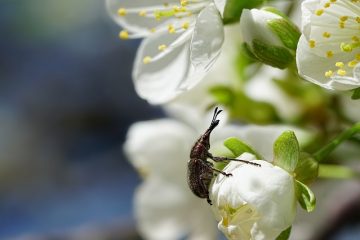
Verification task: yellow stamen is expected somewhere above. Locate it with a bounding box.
[158,44,167,51]
[326,51,333,58]
[119,30,129,40]
[182,21,190,29]
[168,24,176,33]
[337,69,346,76]
[118,8,127,16]
[309,40,316,48]
[143,56,152,64]
[340,16,348,22]
[348,60,358,68]
[324,2,331,8]
[323,32,331,38]
[325,70,333,78]
[315,9,324,16]
[139,10,147,17]
[335,62,344,68]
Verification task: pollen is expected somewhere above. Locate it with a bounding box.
[315,9,324,16]
[339,22,345,28]
[340,16,348,22]
[180,0,188,6]
[143,56,152,64]
[337,69,347,76]
[119,30,129,40]
[182,21,190,29]
[158,44,167,51]
[335,62,344,68]
[341,43,353,52]
[324,2,331,8]
[323,32,331,38]
[168,24,176,33]
[325,70,333,78]
[326,51,334,58]
[139,10,147,16]
[309,40,316,48]
[118,8,127,16]
[348,60,358,67]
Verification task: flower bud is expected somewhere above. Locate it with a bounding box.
[210,153,296,240]
[240,7,300,69]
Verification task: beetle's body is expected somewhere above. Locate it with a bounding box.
[187,107,260,205]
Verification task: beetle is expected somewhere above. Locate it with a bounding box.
[187,107,261,205]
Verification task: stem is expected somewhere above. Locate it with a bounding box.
[313,122,360,162]
[318,164,359,179]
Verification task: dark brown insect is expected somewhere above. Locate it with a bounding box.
[187,107,261,205]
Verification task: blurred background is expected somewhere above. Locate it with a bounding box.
[1,0,360,240]
[0,0,162,239]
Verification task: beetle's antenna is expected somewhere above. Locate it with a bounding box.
[211,107,222,126]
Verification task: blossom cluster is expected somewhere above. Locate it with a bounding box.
[107,0,360,239]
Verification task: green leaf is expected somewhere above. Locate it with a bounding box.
[276,227,292,240]
[224,137,264,159]
[295,180,316,212]
[251,39,294,69]
[267,18,300,50]
[209,86,280,124]
[273,131,299,173]
[351,87,360,100]
[223,0,264,24]
[294,152,319,184]
[235,43,259,81]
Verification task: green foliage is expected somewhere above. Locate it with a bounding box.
[273,131,299,173]
[318,164,359,179]
[224,137,263,159]
[223,0,265,24]
[294,153,319,184]
[267,18,300,50]
[351,87,360,100]
[295,180,316,212]
[251,39,294,69]
[235,43,259,81]
[276,227,292,240]
[209,86,280,124]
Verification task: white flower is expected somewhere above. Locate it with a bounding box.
[106,0,225,104]
[296,0,360,90]
[211,153,296,240]
[124,114,310,239]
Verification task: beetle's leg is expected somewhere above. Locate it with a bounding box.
[199,170,213,205]
[210,166,232,177]
[208,153,261,167]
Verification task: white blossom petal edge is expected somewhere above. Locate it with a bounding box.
[107,0,225,104]
[296,0,360,90]
[211,153,296,240]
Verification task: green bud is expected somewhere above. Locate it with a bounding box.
[240,7,300,69]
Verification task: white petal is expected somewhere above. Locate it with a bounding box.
[106,0,179,35]
[135,177,190,240]
[123,119,193,181]
[213,0,226,17]
[135,177,218,240]
[296,36,360,91]
[301,0,319,34]
[240,9,283,48]
[211,157,296,240]
[133,29,195,103]
[189,3,224,89]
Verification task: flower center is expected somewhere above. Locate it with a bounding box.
[308,0,360,78]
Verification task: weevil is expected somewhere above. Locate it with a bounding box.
[187,107,261,205]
